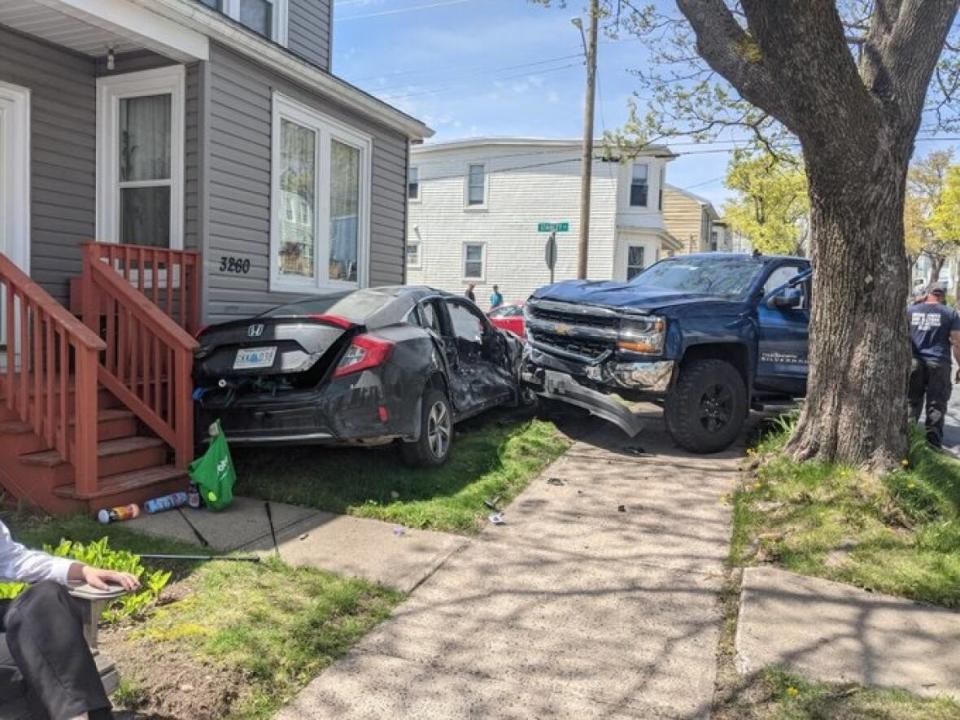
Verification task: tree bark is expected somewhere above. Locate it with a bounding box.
[927,254,946,287]
[784,144,911,469]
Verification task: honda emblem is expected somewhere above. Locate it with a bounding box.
[248,323,265,338]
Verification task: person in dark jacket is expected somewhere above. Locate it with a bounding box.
[908,285,960,447]
[464,283,476,303]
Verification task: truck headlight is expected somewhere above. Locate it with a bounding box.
[617,316,666,355]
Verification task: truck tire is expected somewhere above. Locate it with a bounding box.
[665,359,747,453]
[401,388,453,467]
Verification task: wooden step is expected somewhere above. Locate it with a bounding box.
[20,436,166,469]
[53,464,187,501]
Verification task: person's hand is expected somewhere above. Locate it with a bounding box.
[79,565,140,591]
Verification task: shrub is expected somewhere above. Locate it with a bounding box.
[0,537,170,623]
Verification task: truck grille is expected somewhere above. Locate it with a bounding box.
[532,332,610,360]
[527,304,620,330]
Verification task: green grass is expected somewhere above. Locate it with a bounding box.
[718,667,960,719]
[233,413,571,533]
[1,513,401,719]
[136,558,400,719]
[734,417,960,607]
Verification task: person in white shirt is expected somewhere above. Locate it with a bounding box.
[0,521,139,720]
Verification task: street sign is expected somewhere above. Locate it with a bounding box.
[538,222,570,233]
[545,232,557,284]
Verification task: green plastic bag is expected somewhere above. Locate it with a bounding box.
[188,421,236,511]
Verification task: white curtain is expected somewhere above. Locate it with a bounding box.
[118,94,171,246]
[330,140,360,282]
[279,119,316,279]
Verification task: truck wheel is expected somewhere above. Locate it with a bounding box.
[401,388,453,467]
[665,359,747,453]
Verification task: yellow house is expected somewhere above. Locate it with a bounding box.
[663,185,729,254]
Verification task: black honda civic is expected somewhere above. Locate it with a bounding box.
[193,286,526,466]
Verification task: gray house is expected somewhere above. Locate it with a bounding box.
[0,0,431,516]
[0,0,432,322]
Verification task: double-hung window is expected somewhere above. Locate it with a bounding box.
[408,166,420,201]
[463,243,485,280]
[198,0,289,44]
[466,164,485,206]
[96,66,185,249]
[630,162,649,207]
[406,242,421,268]
[271,94,371,293]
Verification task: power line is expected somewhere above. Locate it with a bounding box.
[381,63,582,102]
[352,52,584,86]
[337,0,474,21]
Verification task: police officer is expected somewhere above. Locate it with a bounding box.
[908,284,960,448]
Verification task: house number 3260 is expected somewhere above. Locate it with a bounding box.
[219,256,251,274]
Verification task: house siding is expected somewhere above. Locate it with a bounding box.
[288,0,332,71]
[663,186,708,254]
[407,148,630,309]
[0,26,96,305]
[204,42,408,322]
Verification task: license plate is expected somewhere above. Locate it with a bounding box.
[233,346,277,370]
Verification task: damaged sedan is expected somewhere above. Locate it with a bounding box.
[194,287,527,466]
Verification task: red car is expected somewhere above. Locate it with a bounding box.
[488,303,525,337]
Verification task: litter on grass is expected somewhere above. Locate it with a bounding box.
[488,513,506,525]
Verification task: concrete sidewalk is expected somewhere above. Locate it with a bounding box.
[277,412,744,719]
[737,566,960,699]
[125,496,467,593]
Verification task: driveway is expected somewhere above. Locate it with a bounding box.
[277,408,746,719]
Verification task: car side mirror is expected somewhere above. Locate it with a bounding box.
[767,287,802,310]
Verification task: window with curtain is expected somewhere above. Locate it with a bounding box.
[118,94,172,247]
[330,139,360,283]
[271,94,371,292]
[626,246,645,280]
[630,163,649,207]
[467,164,485,206]
[278,119,316,280]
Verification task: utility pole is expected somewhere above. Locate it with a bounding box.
[575,0,599,280]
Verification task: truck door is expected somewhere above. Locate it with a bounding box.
[755,264,810,395]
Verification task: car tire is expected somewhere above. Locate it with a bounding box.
[664,359,747,453]
[401,388,454,467]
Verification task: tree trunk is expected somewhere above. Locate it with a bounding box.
[785,144,911,470]
[927,254,946,287]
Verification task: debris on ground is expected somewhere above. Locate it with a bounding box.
[299,533,309,541]
[483,495,502,512]
[488,513,506,525]
[393,526,406,537]
[624,446,652,457]
[546,477,566,486]
[618,505,627,513]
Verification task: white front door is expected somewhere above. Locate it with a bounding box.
[0,81,30,352]
[614,236,657,282]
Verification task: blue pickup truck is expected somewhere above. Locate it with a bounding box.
[523,253,812,453]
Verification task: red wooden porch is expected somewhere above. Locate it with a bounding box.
[0,242,200,515]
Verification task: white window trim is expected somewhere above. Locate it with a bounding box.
[96,65,185,250]
[462,242,486,282]
[630,161,650,209]
[270,93,372,294]
[0,81,30,275]
[408,166,421,203]
[406,241,421,270]
[464,162,488,210]
[220,0,289,45]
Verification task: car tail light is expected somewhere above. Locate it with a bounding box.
[334,335,394,378]
[309,314,354,329]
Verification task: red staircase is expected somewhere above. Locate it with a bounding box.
[0,244,201,515]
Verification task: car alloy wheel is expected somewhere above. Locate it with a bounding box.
[698,383,733,433]
[427,400,452,459]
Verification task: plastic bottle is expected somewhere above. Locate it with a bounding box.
[97,504,140,524]
[187,484,201,509]
[144,492,189,515]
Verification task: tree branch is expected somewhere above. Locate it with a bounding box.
[674,0,792,125]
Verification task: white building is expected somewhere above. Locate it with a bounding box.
[405,138,680,308]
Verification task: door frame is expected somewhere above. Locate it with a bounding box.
[0,80,31,275]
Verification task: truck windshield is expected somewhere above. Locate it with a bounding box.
[629,257,763,297]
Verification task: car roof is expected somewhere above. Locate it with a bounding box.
[258,285,457,328]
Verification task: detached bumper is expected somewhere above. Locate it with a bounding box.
[526,344,676,393]
[531,370,644,437]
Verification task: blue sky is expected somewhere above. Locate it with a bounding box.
[332,0,958,211]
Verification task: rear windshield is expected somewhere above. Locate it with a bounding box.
[629,257,763,298]
[261,289,393,320]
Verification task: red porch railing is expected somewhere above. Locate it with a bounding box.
[81,246,199,470]
[81,243,202,335]
[0,253,106,495]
